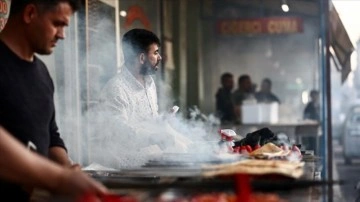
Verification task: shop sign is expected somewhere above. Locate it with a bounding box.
[216,17,303,35]
[125,5,151,30]
[0,0,9,31]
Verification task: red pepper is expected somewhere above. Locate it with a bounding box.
[240,146,248,154]
[233,146,240,153]
[253,144,261,151]
[245,145,253,153]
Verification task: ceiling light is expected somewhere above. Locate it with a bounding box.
[119,10,127,17]
[281,0,289,12]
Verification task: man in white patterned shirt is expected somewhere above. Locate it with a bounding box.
[100,28,162,122]
[92,29,194,166]
[89,29,172,168]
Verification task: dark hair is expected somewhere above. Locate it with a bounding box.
[221,72,233,83]
[262,78,272,87]
[10,0,81,16]
[238,74,250,85]
[122,29,161,63]
[310,90,319,97]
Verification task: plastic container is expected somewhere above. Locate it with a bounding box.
[241,103,279,124]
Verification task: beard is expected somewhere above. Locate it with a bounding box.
[36,46,53,55]
[140,61,159,75]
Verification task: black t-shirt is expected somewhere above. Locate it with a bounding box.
[0,40,66,201]
[303,101,320,121]
[215,88,236,123]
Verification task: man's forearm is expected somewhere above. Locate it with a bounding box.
[49,146,72,167]
[0,127,64,191]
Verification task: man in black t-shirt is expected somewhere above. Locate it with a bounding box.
[303,90,320,121]
[232,74,255,123]
[0,0,108,200]
[215,72,236,124]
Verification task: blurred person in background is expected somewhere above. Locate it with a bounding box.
[302,90,320,152]
[215,72,236,124]
[255,78,281,104]
[303,90,320,122]
[0,0,108,200]
[232,74,255,123]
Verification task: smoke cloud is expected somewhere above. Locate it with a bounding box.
[38,2,234,170]
[83,98,221,169]
[50,11,223,169]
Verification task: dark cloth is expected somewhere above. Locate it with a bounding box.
[255,92,280,104]
[0,40,66,201]
[303,101,320,121]
[215,88,236,123]
[232,89,254,105]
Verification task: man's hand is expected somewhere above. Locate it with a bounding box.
[49,146,72,167]
[0,127,110,199]
[52,168,109,198]
[70,163,82,171]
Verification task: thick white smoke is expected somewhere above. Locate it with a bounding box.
[84,102,221,169]
[45,5,223,169]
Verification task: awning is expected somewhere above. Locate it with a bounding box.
[329,4,355,83]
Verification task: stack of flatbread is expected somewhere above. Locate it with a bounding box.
[249,142,291,159]
[202,159,305,179]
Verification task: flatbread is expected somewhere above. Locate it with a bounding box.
[203,159,304,170]
[236,159,304,170]
[202,166,304,179]
[202,159,305,179]
[249,143,291,158]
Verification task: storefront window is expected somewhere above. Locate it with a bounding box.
[4,0,359,200]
